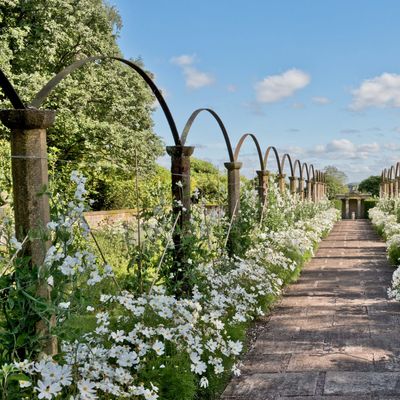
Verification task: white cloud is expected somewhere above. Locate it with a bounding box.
[326,139,356,153]
[291,102,305,109]
[255,69,310,103]
[170,54,195,66]
[227,84,237,93]
[312,96,330,104]
[170,54,214,89]
[351,72,400,110]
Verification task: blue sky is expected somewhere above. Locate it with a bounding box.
[110,0,400,182]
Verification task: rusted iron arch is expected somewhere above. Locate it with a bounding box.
[389,165,395,180]
[0,68,26,109]
[280,153,294,177]
[301,162,310,181]
[382,168,389,180]
[395,162,400,178]
[308,164,316,180]
[263,146,282,175]
[28,56,180,145]
[181,108,234,162]
[293,159,303,180]
[233,133,265,170]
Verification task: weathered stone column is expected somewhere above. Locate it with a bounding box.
[357,199,362,219]
[225,161,242,221]
[289,176,298,196]
[298,178,305,200]
[166,145,194,290]
[278,173,286,194]
[345,198,350,219]
[312,180,317,202]
[389,179,394,198]
[384,179,389,198]
[306,180,313,201]
[0,108,57,356]
[166,146,194,225]
[397,178,400,197]
[256,170,269,207]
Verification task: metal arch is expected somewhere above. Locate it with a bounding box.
[233,133,265,170]
[389,165,395,180]
[383,168,388,180]
[293,159,303,180]
[301,162,310,181]
[309,164,316,180]
[181,108,235,162]
[0,68,26,109]
[395,162,400,179]
[280,153,294,177]
[29,56,180,145]
[264,146,282,175]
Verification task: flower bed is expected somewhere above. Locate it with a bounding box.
[369,198,400,300]
[0,173,339,399]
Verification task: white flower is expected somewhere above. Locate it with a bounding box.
[58,302,70,309]
[35,380,62,399]
[47,276,54,287]
[77,379,97,400]
[19,380,32,388]
[10,237,22,251]
[152,340,165,356]
[200,377,209,388]
[47,221,58,231]
[86,306,94,312]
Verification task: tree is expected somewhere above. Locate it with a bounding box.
[323,165,348,199]
[0,0,164,207]
[358,175,380,197]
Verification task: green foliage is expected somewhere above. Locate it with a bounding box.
[191,158,227,205]
[0,0,164,207]
[0,139,11,206]
[358,175,380,197]
[332,198,342,212]
[323,165,348,199]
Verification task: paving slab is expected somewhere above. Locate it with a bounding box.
[221,220,400,399]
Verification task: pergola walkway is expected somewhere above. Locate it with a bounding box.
[222,220,400,400]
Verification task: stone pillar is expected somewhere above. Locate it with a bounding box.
[225,161,242,256]
[345,198,350,219]
[397,178,400,197]
[311,180,317,202]
[256,170,269,207]
[306,180,312,201]
[298,178,305,200]
[357,199,361,219]
[384,179,389,197]
[225,162,242,221]
[0,108,57,356]
[389,180,394,198]
[289,176,298,196]
[166,145,195,290]
[278,173,286,194]
[166,146,194,226]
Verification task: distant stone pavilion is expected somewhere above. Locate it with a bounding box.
[336,188,371,219]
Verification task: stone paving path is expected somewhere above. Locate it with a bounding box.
[222,220,400,400]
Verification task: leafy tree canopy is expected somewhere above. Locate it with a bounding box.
[358,175,380,197]
[323,165,348,199]
[0,0,164,206]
